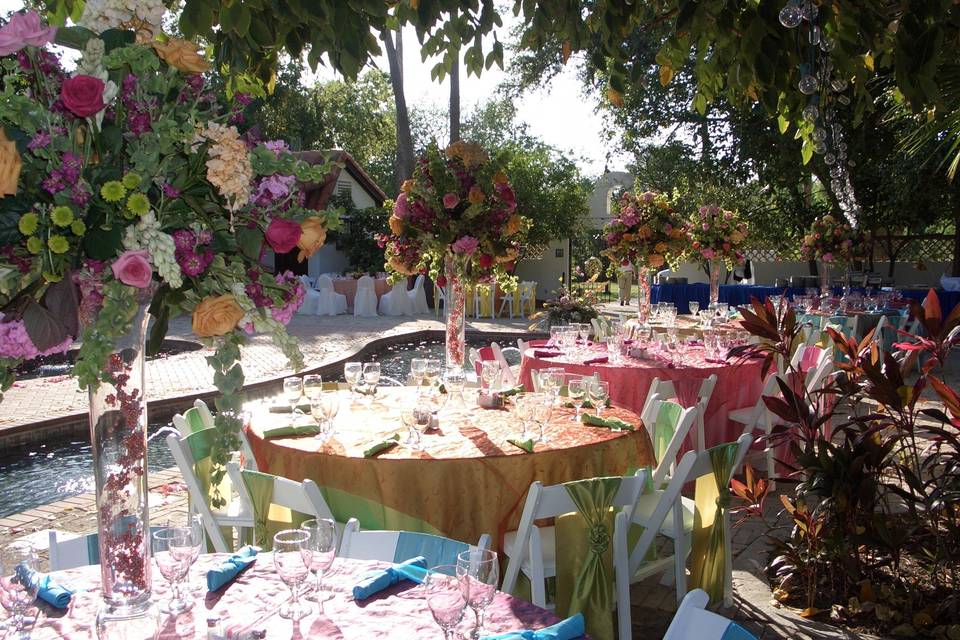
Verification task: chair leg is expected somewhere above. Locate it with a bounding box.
[673,506,688,604]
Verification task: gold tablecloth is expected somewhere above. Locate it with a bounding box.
[245,388,654,548]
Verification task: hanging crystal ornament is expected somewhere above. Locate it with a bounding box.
[808,25,821,45]
[803,103,819,122]
[801,0,819,20]
[799,74,818,94]
[779,1,803,28]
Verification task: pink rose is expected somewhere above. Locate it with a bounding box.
[452,235,479,255]
[641,192,655,202]
[724,211,732,220]
[442,192,460,209]
[394,192,410,219]
[265,218,302,254]
[822,252,834,263]
[701,248,715,259]
[111,250,153,288]
[0,11,56,56]
[702,223,710,231]
[60,75,106,118]
[723,242,731,251]
[698,206,708,216]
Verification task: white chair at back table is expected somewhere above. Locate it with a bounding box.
[167,428,254,552]
[172,399,257,471]
[408,274,430,314]
[340,518,490,567]
[473,284,495,319]
[490,342,519,386]
[501,470,648,640]
[496,281,537,319]
[314,275,348,316]
[664,589,758,640]
[379,281,414,316]
[354,275,379,317]
[297,275,321,315]
[628,434,754,608]
[434,282,447,318]
[49,527,164,571]
[640,375,718,452]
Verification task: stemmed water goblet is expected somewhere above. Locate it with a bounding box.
[312,387,340,440]
[273,529,313,620]
[424,359,442,390]
[303,374,323,403]
[689,301,700,317]
[567,378,586,422]
[1,541,39,639]
[512,395,533,439]
[301,518,337,603]
[456,549,499,639]
[344,362,362,399]
[425,566,468,640]
[480,361,501,395]
[588,380,609,418]
[411,358,427,392]
[152,527,194,615]
[530,394,552,443]
[283,376,303,414]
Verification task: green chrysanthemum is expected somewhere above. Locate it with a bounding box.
[71,220,87,236]
[48,235,69,254]
[122,173,142,189]
[18,212,38,236]
[51,206,74,227]
[101,181,126,202]
[26,236,43,254]
[126,193,150,217]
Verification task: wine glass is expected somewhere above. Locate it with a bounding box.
[363,362,380,389]
[444,365,466,411]
[689,301,700,317]
[344,362,362,398]
[300,518,337,603]
[401,404,422,449]
[152,527,193,615]
[425,566,468,640]
[479,361,501,394]
[588,380,610,419]
[1,541,39,639]
[567,378,586,422]
[411,358,427,391]
[273,529,313,620]
[424,359,442,388]
[283,376,304,414]
[530,394,553,443]
[512,394,532,439]
[303,374,324,402]
[456,549,499,639]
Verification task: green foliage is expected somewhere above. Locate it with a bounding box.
[331,193,389,273]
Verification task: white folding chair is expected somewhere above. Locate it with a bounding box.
[473,284,495,319]
[315,274,348,316]
[643,396,698,487]
[340,518,490,567]
[49,528,164,571]
[519,281,537,317]
[497,288,517,319]
[501,471,648,623]
[640,375,717,452]
[354,275,379,317]
[727,374,781,484]
[172,400,257,470]
[490,342,519,387]
[408,274,430,314]
[664,588,758,639]
[167,429,254,552]
[434,282,447,318]
[379,281,414,316]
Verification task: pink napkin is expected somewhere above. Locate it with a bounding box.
[583,356,608,365]
[534,350,561,358]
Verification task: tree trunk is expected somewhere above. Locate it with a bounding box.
[450,54,461,144]
[383,27,414,193]
[953,214,960,277]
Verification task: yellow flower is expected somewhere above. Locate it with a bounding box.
[152,38,210,73]
[18,212,38,236]
[48,235,69,254]
[804,234,814,246]
[297,216,328,262]
[0,128,22,197]
[446,140,488,167]
[730,230,744,244]
[71,219,87,236]
[504,214,523,236]
[122,173,142,189]
[202,123,252,210]
[468,185,485,205]
[495,248,519,264]
[637,225,653,240]
[622,233,636,242]
[192,294,245,337]
[51,206,73,227]
[26,236,42,254]
[401,179,416,193]
[493,170,509,185]
[388,214,405,236]
[388,255,419,276]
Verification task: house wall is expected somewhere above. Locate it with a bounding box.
[515,239,571,300]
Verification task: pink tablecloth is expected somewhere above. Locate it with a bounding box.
[518,345,766,450]
[332,277,391,308]
[31,555,573,639]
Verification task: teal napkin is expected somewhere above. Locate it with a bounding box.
[352,556,428,600]
[364,434,401,457]
[581,413,634,431]
[14,564,73,609]
[206,546,258,591]
[507,438,535,453]
[263,424,320,439]
[481,613,586,639]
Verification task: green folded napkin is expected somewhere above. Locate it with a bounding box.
[563,398,612,409]
[581,413,635,431]
[507,438,535,453]
[499,385,525,398]
[269,403,311,413]
[363,434,401,457]
[263,424,321,439]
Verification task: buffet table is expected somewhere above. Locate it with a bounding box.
[246,388,654,548]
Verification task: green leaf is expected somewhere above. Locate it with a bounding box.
[53,25,97,50]
[180,0,215,37]
[83,224,123,260]
[236,227,263,261]
[99,28,136,52]
[692,93,707,115]
[0,196,32,245]
[777,114,790,134]
[22,300,69,351]
[801,139,813,165]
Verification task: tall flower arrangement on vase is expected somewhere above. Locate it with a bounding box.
[602,190,686,322]
[799,215,863,295]
[381,140,529,369]
[685,205,749,305]
[0,11,339,623]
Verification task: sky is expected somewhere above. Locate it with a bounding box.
[0,1,630,177]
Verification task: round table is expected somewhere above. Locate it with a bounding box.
[246,388,654,548]
[28,554,572,639]
[332,277,390,308]
[518,344,765,451]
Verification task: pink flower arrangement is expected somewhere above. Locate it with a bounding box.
[0,11,56,56]
[602,190,686,272]
[684,204,748,269]
[800,215,868,266]
[111,250,153,288]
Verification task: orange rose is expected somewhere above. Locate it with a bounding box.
[647,254,665,268]
[654,242,668,253]
[493,170,509,185]
[388,214,405,235]
[388,255,419,276]
[192,294,245,337]
[495,248,519,263]
[0,128,22,197]
[401,179,416,193]
[297,216,328,262]
[637,226,653,240]
[622,233,636,242]
[468,185,485,204]
[152,38,210,73]
[504,214,523,236]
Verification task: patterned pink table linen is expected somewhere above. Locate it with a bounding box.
[30,555,574,639]
[519,344,765,450]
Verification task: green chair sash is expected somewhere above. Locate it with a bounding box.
[182,428,234,550]
[554,476,622,640]
[183,407,208,434]
[689,441,739,604]
[239,469,310,551]
[652,400,683,465]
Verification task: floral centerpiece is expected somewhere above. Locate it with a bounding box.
[685,204,749,304]
[799,214,866,293]
[0,9,338,622]
[529,276,600,328]
[381,140,529,368]
[601,190,686,321]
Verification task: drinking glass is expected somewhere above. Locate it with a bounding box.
[605,337,620,365]
[301,518,337,603]
[480,361,501,394]
[425,565,468,640]
[424,359,442,388]
[530,394,553,443]
[283,376,304,414]
[456,549,499,639]
[273,529,313,620]
[401,404,422,449]
[567,378,586,421]
[1,541,39,639]
[313,388,341,440]
[152,527,194,615]
[689,301,699,316]
[303,374,324,402]
[512,395,532,439]
[588,380,610,418]
[363,362,381,388]
[344,362,362,398]
[411,358,427,391]
[549,325,562,347]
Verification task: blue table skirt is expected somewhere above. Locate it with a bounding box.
[649,283,959,316]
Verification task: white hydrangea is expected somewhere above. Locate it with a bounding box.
[79,0,165,37]
[123,211,183,289]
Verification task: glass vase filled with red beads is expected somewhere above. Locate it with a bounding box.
[444,254,468,370]
[88,302,155,633]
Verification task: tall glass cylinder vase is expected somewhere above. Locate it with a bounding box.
[819,261,831,297]
[444,256,467,371]
[89,303,155,634]
[709,258,723,305]
[637,270,651,323]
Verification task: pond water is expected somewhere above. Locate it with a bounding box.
[0,335,521,518]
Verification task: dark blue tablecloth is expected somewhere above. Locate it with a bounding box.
[649,283,959,316]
